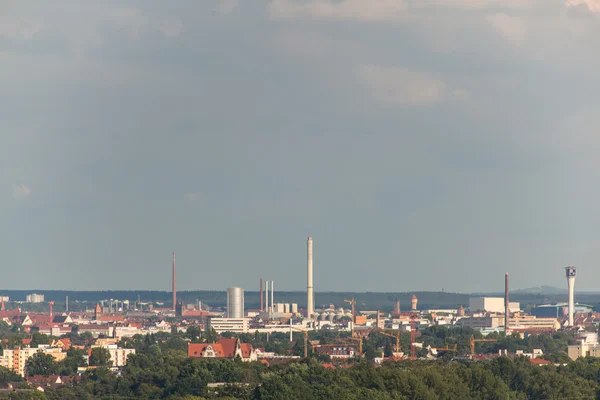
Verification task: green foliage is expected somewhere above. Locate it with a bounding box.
[0,366,22,384]
[25,353,58,377]
[89,347,112,367]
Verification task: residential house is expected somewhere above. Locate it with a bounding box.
[187,338,257,362]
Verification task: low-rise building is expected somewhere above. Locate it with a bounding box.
[188,337,256,362]
[91,344,136,367]
[207,317,249,334]
[468,297,520,313]
[0,346,68,376]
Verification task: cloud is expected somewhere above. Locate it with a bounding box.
[185,192,201,202]
[566,0,600,12]
[267,0,540,21]
[486,13,527,45]
[358,64,446,106]
[216,0,239,15]
[0,17,43,39]
[424,0,538,10]
[12,184,32,199]
[159,20,183,37]
[268,0,409,22]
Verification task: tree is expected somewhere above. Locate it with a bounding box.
[89,348,112,367]
[57,348,87,376]
[25,353,58,377]
[0,366,21,384]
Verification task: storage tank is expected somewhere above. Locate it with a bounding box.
[226,287,244,318]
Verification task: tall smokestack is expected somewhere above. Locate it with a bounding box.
[66,296,69,313]
[566,266,577,326]
[271,281,274,312]
[307,237,314,319]
[504,273,509,334]
[172,252,177,311]
[260,279,264,312]
[265,280,269,313]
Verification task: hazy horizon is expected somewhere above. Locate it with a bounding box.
[3,1,600,292]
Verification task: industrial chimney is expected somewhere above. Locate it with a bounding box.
[566,266,577,326]
[504,273,509,334]
[307,237,314,319]
[265,280,269,313]
[172,252,177,311]
[260,279,264,312]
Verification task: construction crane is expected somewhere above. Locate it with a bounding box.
[370,328,401,353]
[428,344,457,356]
[410,315,417,358]
[469,335,497,356]
[290,326,309,358]
[344,298,356,336]
[313,339,363,355]
[346,336,363,354]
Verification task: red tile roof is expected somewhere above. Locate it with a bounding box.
[530,358,552,365]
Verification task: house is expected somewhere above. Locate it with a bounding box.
[52,315,73,324]
[314,346,355,359]
[187,338,257,362]
[50,338,72,351]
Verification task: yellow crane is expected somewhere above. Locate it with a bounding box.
[346,336,364,354]
[371,328,401,353]
[470,335,497,356]
[290,326,309,358]
[344,298,356,336]
[313,338,363,355]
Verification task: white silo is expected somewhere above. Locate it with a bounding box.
[227,287,244,318]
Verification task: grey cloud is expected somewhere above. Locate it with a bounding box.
[12,185,32,199]
[2,0,600,292]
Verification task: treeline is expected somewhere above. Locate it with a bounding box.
[3,289,600,311]
[26,355,600,399]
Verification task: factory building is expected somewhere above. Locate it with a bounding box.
[226,287,244,319]
[468,297,520,313]
[530,303,593,318]
[26,294,45,303]
[208,317,249,334]
[568,332,600,360]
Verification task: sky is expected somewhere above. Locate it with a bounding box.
[2,0,600,293]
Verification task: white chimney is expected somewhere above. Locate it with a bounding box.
[566,266,577,326]
[307,237,314,319]
[265,280,269,313]
[271,280,274,313]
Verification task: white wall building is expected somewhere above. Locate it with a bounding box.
[26,294,45,303]
[208,317,249,334]
[226,287,244,319]
[468,297,519,313]
[101,345,136,367]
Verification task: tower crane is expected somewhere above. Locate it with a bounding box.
[370,328,401,353]
[410,314,418,358]
[469,335,497,356]
[290,326,309,358]
[344,298,356,336]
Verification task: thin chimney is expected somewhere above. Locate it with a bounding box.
[260,279,264,312]
[172,252,177,311]
[504,273,509,334]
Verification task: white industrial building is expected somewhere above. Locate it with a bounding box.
[26,293,45,303]
[468,297,519,313]
[568,332,600,360]
[208,317,249,334]
[226,287,244,319]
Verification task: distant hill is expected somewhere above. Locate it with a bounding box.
[512,286,567,295]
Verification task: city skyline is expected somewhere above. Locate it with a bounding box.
[3,1,600,292]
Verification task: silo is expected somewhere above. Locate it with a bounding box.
[227,287,244,318]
